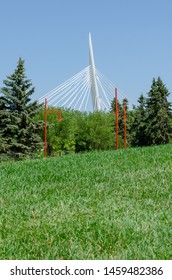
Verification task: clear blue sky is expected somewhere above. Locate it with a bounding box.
[0,0,172,107]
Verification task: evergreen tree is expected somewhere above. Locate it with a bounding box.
[130,94,148,146]
[0,58,43,160]
[110,97,123,137]
[0,92,11,159]
[146,77,172,145]
[110,97,130,147]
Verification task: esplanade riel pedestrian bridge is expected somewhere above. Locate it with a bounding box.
[38,33,126,112]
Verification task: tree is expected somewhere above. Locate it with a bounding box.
[146,77,172,145]
[110,97,130,148]
[87,111,114,150]
[130,94,148,146]
[0,98,9,160]
[48,109,77,154]
[0,58,42,160]
[35,108,116,154]
[75,111,90,152]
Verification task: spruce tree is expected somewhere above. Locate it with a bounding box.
[110,97,123,137]
[0,58,42,160]
[146,77,172,145]
[0,92,11,160]
[130,94,148,146]
[110,97,130,146]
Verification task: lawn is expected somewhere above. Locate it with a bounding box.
[0,144,172,259]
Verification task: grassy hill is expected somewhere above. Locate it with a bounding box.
[0,144,172,259]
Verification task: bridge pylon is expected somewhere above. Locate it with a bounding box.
[89,33,101,111]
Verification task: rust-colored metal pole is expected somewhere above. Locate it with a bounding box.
[123,100,127,149]
[44,98,47,157]
[115,88,119,150]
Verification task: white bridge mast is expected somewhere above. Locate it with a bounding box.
[89,33,101,111]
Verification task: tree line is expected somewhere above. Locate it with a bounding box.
[0,58,172,161]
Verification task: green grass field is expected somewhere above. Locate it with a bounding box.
[0,144,172,260]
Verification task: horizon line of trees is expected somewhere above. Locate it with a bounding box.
[0,58,172,161]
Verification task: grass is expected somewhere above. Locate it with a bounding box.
[0,144,172,259]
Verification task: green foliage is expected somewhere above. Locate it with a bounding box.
[75,111,90,152]
[0,144,172,259]
[110,97,130,147]
[130,94,148,146]
[87,111,114,150]
[1,62,172,159]
[36,108,116,154]
[0,58,43,160]
[130,77,172,147]
[146,77,172,145]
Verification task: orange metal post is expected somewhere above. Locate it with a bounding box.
[115,88,119,150]
[123,100,127,149]
[44,98,48,157]
[57,111,62,121]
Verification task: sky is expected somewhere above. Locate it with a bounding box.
[0,0,172,107]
